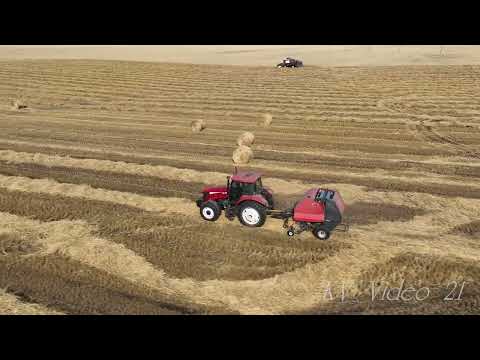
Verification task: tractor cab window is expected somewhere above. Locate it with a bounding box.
[229,181,255,201]
[240,182,255,195]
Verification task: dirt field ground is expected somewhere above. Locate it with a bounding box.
[0,56,479,314]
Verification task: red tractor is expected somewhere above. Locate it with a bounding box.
[196,171,348,240]
[196,171,274,227]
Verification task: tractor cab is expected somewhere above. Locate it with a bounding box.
[226,172,272,207]
[228,172,261,198]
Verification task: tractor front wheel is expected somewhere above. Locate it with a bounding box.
[200,201,222,222]
[238,201,267,227]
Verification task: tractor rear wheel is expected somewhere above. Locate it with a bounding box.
[200,201,221,222]
[312,226,330,240]
[238,201,267,227]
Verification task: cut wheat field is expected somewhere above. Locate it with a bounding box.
[0,59,479,315]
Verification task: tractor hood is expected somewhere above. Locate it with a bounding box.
[202,186,228,194]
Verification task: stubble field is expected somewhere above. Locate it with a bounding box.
[0,59,479,314]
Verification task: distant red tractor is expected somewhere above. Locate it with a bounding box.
[276,57,304,68]
[196,171,348,240]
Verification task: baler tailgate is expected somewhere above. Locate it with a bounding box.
[333,191,345,215]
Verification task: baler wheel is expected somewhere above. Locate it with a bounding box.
[313,226,330,240]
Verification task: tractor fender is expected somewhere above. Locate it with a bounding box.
[235,194,269,208]
[263,187,273,196]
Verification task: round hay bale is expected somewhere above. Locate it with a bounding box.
[262,113,273,127]
[191,119,206,133]
[12,99,27,110]
[237,131,255,146]
[232,145,254,164]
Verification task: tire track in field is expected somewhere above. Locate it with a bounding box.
[413,120,480,159]
[379,95,480,159]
